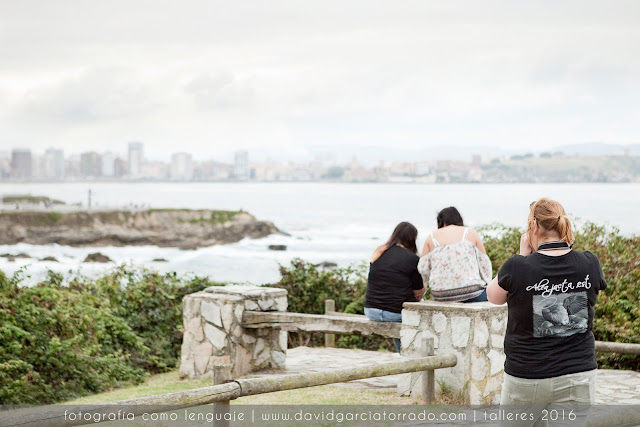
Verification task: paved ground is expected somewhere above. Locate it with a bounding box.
[250,346,640,404]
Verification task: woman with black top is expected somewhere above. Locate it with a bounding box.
[364,222,426,352]
[487,198,607,426]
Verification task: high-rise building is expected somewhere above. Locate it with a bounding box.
[233,150,249,181]
[114,157,127,177]
[44,148,65,180]
[128,141,144,178]
[11,149,32,179]
[170,152,193,180]
[102,152,115,177]
[80,152,102,177]
[0,152,10,180]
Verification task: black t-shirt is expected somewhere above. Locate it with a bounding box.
[365,245,423,314]
[498,250,607,379]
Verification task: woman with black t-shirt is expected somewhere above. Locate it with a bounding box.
[365,222,426,352]
[487,198,607,426]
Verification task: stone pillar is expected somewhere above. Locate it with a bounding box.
[398,301,507,404]
[179,285,288,379]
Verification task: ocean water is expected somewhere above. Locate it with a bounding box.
[1,182,638,285]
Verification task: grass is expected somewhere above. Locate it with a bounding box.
[64,370,426,405]
[65,372,211,404]
[2,195,65,204]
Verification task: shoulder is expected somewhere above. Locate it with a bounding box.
[500,254,527,271]
[466,227,482,240]
[580,250,600,262]
[370,245,387,263]
[399,246,419,262]
[570,250,602,265]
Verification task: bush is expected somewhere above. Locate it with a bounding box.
[0,267,215,404]
[0,270,145,404]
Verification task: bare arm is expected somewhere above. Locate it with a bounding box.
[421,235,434,257]
[413,286,426,301]
[487,275,508,305]
[469,228,486,254]
[520,233,533,256]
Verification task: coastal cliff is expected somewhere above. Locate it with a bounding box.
[0,209,279,249]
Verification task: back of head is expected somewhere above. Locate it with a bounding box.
[528,198,574,245]
[437,206,464,228]
[385,221,418,254]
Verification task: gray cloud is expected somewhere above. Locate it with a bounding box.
[0,0,638,157]
[184,72,256,111]
[16,67,159,123]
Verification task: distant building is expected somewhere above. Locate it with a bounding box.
[44,148,65,180]
[102,152,115,177]
[140,161,169,180]
[31,153,45,179]
[472,154,482,166]
[0,151,10,179]
[170,152,193,180]
[193,160,232,180]
[233,150,249,180]
[80,152,102,177]
[65,155,81,178]
[415,161,433,176]
[11,149,32,179]
[128,141,144,178]
[114,157,127,177]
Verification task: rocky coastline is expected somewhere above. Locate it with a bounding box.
[0,209,279,249]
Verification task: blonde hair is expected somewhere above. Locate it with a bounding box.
[527,198,574,246]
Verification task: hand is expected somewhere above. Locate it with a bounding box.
[520,233,533,256]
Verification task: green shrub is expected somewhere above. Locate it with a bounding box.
[0,270,145,404]
[0,267,215,404]
[70,267,218,373]
[46,212,62,223]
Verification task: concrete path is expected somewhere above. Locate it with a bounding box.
[250,346,640,404]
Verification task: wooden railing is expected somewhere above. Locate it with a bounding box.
[1,345,456,427]
[595,341,640,355]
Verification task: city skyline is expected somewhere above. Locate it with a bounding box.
[1,140,638,183]
[1,1,639,160]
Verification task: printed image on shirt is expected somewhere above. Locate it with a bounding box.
[533,292,588,338]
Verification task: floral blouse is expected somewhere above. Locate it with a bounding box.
[418,228,492,302]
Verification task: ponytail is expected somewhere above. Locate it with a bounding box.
[556,214,574,245]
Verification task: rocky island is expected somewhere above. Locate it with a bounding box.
[0,209,279,249]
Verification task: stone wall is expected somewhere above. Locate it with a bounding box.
[399,301,508,404]
[179,285,288,379]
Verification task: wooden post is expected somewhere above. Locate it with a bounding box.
[324,299,335,347]
[421,337,435,404]
[213,364,233,427]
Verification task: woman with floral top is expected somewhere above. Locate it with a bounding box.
[418,206,492,302]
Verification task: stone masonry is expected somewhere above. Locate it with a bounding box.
[398,301,508,404]
[179,285,288,379]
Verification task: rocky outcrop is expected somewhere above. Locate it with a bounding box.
[83,253,112,263]
[0,209,279,249]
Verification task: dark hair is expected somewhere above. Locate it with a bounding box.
[436,206,464,228]
[384,222,418,254]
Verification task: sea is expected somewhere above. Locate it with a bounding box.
[1,182,638,285]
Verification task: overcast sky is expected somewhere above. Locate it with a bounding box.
[1,0,639,162]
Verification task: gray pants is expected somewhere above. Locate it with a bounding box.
[499,369,596,427]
